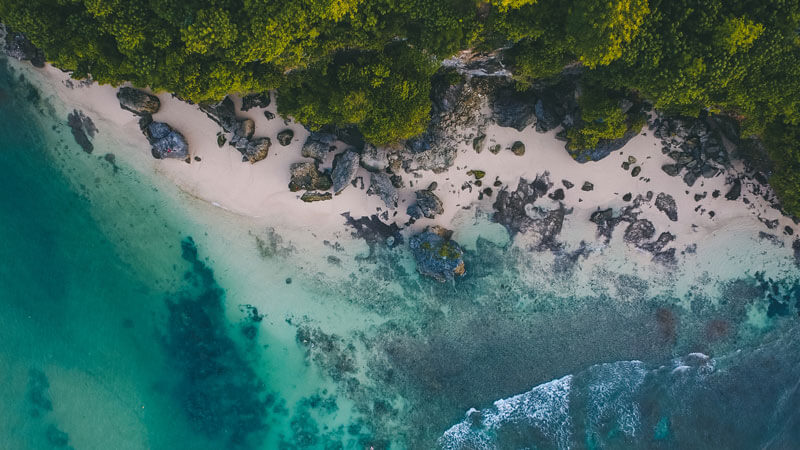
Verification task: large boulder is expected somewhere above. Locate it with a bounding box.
[200,97,238,133]
[301,132,336,161]
[239,137,270,163]
[367,172,398,208]
[331,149,360,194]
[116,87,160,115]
[407,187,444,219]
[146,121,188,159]
[289,162,331,192]
[490,87,536,131]
[409,227,466,282]
[360,143,390,172]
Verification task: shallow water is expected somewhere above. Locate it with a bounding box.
[1,57,799,450]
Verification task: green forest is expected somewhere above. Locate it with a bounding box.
[3,0,800,214]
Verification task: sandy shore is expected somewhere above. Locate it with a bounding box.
[20,62,799,269]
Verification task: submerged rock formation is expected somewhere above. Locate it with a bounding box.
[409,226,466,282]
[66,109,97,154]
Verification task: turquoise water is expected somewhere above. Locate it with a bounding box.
[1,57,800,449]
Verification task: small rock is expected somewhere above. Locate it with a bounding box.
[510,141,526,156]
[277,129,294,146]
[548,188,565,201]
[622,162,630,170]
[581,181,594,191]
[482,187,493,197]
[683,171,698,187]
[562,180,574,189]
[216,133,226,147]
[264,110,275,120]
[467,170,486,179]
[367,172,398,208]
[725,179,742,201]
[628,155,637,164]
[489,144,501,154]
[300,191,332,202]
[784,226,794,236]
[661,164,680,176]
[622,193,632,201]
[631,166,641,177]
[472,134,486,153]
[655,192,678,221]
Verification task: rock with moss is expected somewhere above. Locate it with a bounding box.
[510,141,525,156]
[289,162,332,192]
[117,87,160,115]
[300,191,332,202]
[408,227,466,282]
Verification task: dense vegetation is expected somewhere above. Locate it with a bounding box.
[3,0,800,213]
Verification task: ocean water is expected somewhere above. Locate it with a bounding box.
[1,56,800,450]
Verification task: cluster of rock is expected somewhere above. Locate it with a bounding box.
[589,191,677,264]
[116,87,189,160]
[1,26,44,67]
[653,116,730,186]
[407,183,444,220]
[200,97,270,163]
[408,226,466,282]
[66,110,97,154]
[492,173,568,251]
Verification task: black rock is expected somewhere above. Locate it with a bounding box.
[277,129,293,146]
[490,87,536,131]
[548,188,565,201]
[581,181,594,191]
[655,192,678,221]
[67,110,96,154]
[683,171,698,187]
[661,164,680,176]
[784,226,794,236]
[624,219,656,245]
[331,149,360,194]
[116,87,160,115]
[367,172,398,208]
[289,162,331,192]
[631,166,641,177]
[3,30,45,67]
[725,179,742,201]
[622,193,632,202]
[562,179,574,189]
[241,93,270,111]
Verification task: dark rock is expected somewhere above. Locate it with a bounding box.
[510,141,526,156]
[241,93,270,111]
[117,87,160,115]
[264,110,275,120]
[784,226,794,236]
[562,179,574,189]
[492,173,566,250]
[390,174,404,189]
[200,97,237,133]
[652,247,676,265]
[146,121,189,159]
[655,193,678,221]
[238,137,270,163]
[683,171,698,187]
[624,219,656,245]
[489,144,501,154]
[467,170,486,180]
[342,213,403,249]
[3,29,45,67]
[640,232,676,254]
[622,162,630,170]
[534,98,561,132]
[490,87,536,131]
[360,144,389,172]
[701,165,718,178]
[725,179,742,201]
[622,193,632,202]
[472,134,486,153]
[581,181,594,191]
[67,110,96,154]
[277,129,294,146]
[301,132,336,161]
[409,188,444,219]
[548,188,565,201]
[408,227,466,282]
[568,127,640,163]
[794,239,800,267]
[289,162,331,192]
[300,191,332,202]
[331,149,360,194]
[403,134,458,173]
[712,190,721,198]
[482,187,493,197]
[694,192,707,201]
[367,172,398,208]
[631,166,641,177]
[661,164,680,176]
[216,133,226,147]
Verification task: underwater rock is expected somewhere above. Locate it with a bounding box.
[624,219,656,245]
[116,87,160,115]
[67,109,96,154]
[409,227,466,282]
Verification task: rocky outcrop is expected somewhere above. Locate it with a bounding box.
[651,115,730,186]
[624,219,655,245]
[367,172,398,208]
[67,110,96,154]
[116,87,160,115]
[490,86,536,131]
[237,137,270,163]
[331,149,360,194]
[289,162,332,192]
[569,127,640,163]
[240,93,270,111]
[725,179,742,201]
[655,192,678,222]
[201,96,269,162]
[301,132,336,161]
[2,27,45,67]
[402,135,458,173]
[408,227,466,282]
[144,120,189,159]
[360,143,390,172]
[407,186,444,219]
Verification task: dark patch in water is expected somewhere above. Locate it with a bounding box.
[341,213,403,251]
[26,369,52,418]
[162,237,270,448]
